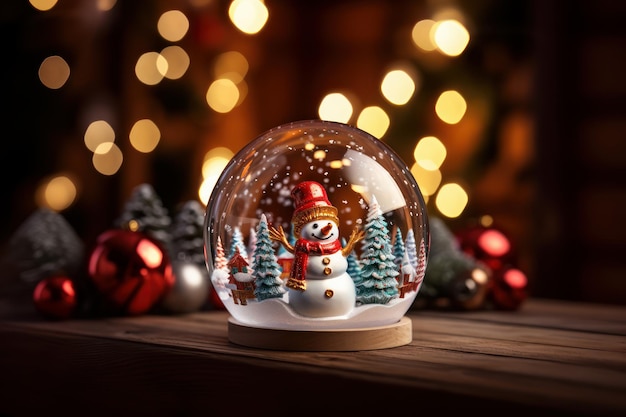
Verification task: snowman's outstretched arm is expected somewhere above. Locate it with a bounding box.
[269,225,294,253]
[342,227,365,256]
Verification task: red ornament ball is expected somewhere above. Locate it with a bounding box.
[490,265,528,310]
[88,230,174,315]
[33,275,78,319]
[456,225,515,272]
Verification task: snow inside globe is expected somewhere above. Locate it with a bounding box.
[204,120,429,349]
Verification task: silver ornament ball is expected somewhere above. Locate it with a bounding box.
[161,260,210,313]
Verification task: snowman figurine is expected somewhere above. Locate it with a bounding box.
[270,181,364,318]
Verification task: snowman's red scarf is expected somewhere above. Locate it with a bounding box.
[290,238,342,283]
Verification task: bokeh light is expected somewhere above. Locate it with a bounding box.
[432,19,470,57]
[318,92,353,123]
[38,56,70,89]
[84,120,115,152]
[160,46,190,79]
[435,90,467,124]
[214,51,249,83]
[92,142,123,175]
[129,119,160,153]
[135,52,168,85]
[435,182,468,218]
[228,0,269,35]
[199,147,234,204]
[413,136,447,170]
[206,78,240,113]
[96,0,117,12]
[356,106,390,139]
[29,0,58,11]
[410,163,442,197]
[158,10,189,42]
[35,175,77,211]
[380,69,416,105]
[411,19,437,52]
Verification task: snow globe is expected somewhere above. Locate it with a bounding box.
[204,120,429,351]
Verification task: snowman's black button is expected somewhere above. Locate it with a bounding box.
[324,289,334,298]
[323,267,332,275]
[322,257,331,265]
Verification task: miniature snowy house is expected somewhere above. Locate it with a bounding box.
[227,248,255,305]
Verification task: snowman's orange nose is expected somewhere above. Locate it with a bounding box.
[321,222,333,235]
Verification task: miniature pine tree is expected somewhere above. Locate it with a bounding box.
[170,200,206,268]
[404,228,418,270]
[358,195,399,304]
[392,226,405,270]
[247,226,257,266]
[214,236,228,271]
[116,183,171,247]
[414,238,427,288]
[229,226,248,260]
[252,214,285,301]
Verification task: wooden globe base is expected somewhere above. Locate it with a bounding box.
[228,316,412,351]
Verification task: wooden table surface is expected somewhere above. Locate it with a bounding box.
[1,298,625,417]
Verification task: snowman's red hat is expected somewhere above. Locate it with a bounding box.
[291,181,339,237]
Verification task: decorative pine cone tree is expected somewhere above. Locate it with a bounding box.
[169,200,206,268]
[6,208,84,286]
[414,216,491,310]
[115,183,172,248]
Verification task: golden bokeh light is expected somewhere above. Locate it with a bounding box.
[356,106,390,139]
[35,175,77,211]
[129,119,160,153]
[413,136,447,170]
[435,90,467,124]
[158,10,189,42]
[160,46,190,79]
[38,56,70,90]
[214,51,249,83]
[206,78,240,113]
[29,0,58,11]
[432,19,470,57]
[200,147,234,205]
[318,92,353,123]
[92,142,123,175]
[84,120,115,152]
[228,0,269,35]
[410,163,442,197]
[380,69,416,105]
[135,52,168,85]
[411,19,437,52]
[96,0,117,11]
[435,182,468,218]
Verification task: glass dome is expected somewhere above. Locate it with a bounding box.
[204,120,429,330]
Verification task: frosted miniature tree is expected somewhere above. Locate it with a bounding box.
[415,238,427,289]
[392,226,405,270]
[358,195,399,304]
[247,226,257,266]
[214,236,228,271]
[404,228,418,270]
[115,183,171,247]
[170,200,206,268]
[229,226,248,260]
[252,214,285,301]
